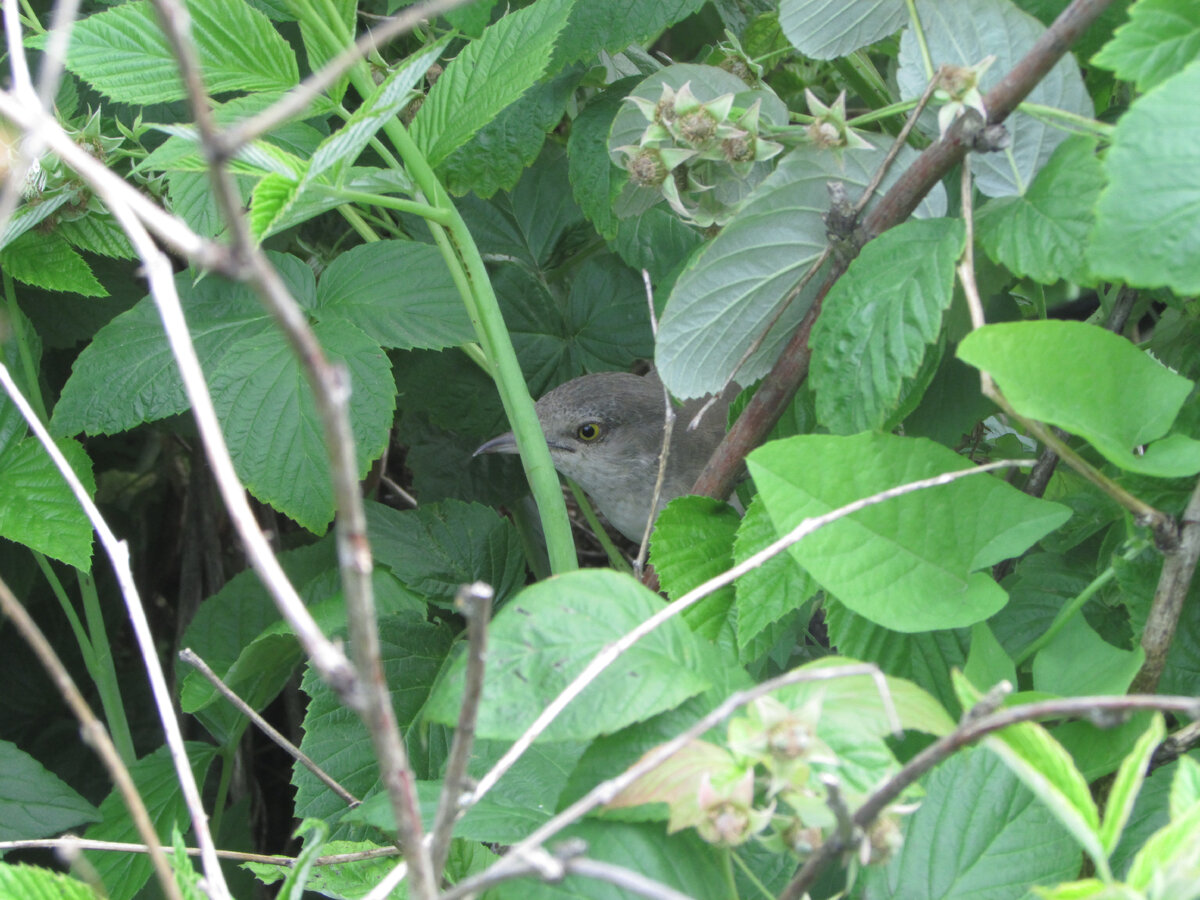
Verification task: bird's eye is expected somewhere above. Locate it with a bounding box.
[576,422,603,442]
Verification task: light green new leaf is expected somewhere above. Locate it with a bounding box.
[1101,714,1165,857]
[208,319,395,534]
[0,436,95,570]
[656,140,946,399]
[1088,60,1200,294]
[958,320,1200,477]
[0,740,99,841]
[51,255,315,436]
[651,495,742,641]
[424,569,711,741]
[0,863,101,900]
[0,190,76,252]
[1170,756,1200,820]
[1125,800,1200,892]
[410,0,574,167]
[0,231,106,297]
[976,135,1103,286]
[313,241,472,351]
[748,433,1071,633]
[1092,0,1200,91]
[897,0,1091,198]
[779,0,907,60]
[66,0,298,104]
[811,217,964,434]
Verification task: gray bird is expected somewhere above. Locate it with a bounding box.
[474,372,729,541]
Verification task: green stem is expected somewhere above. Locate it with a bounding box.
[905,0,935,81]
[567,480,631,574]
[325,187,453,225]
[848,98,919,128]
[34,552,94,669]
[731,848,774,900]
[1016,102,1115,140]
[1013,565,1115,666]
[339,205,381,243]
[78,570,137,764]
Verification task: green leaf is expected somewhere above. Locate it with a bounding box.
[66,0,298,104]
[964,621,1017,694]
[811,217,965,433]
[52,255,316,436]
[656,140,946,399]
[651,496,742,641]
[364,499,526,606]
[1170,756,1200,820]
[779,0,907,59]
[207,319,395,534]
[1101,714,1165,857]
[569,79,637,240]
[83,744,217,900]
[955,675,1106,875]
[863,748,1080,900]
[424,569,712,741]
[1092,0,1200,91]
[0,190,77,252]
[0,435,95,570]
[748,433,1071,632]
[1032,615,1144,698]
[56,208,136,260]
[0,740,99,840]
[312,241,472,351]
[732,496,816,660]
[976,134,1104,286]
[897,0,1092,198]
[957,320,1200,477]
[410,0,574,167]
[0,231,106,297]
[1124,799,1200,892]
[1088,60,1200,294]
[553,0,708,65]
[0,864,100,900]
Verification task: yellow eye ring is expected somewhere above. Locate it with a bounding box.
[576,422,603,441]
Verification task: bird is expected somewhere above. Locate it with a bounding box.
[474,371,731,542]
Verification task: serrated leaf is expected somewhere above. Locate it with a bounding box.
[0,436,95,570]
[207,319,395,534]
[811,217,965,433]
[553,0,707,65]
[51,255,316,436]
[779,0,907,60]
[312,241,472,350]
[747,433,1071,633]
[651,496,742,641]
[1101,714,1165,857]
[248,173,299,240]
[364,498,526,606]
[424,569,711,741]
[733,496,816,658]
[958,320,1200,477]
[656,140,946,399]
[1088,60,1200,294]
[0,231,107,297]
[0,863,101,900]
[0,740,99,841]
[897,0,1092,198]
[410,0,574,167]
[0,190,76,252]
[1092,0,1200,91]
[56,208,136,259]
[976,135,1103,286]
[66,0,298,104]
[569,79,637,239]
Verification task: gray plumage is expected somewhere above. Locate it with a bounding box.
[475,372,728,541]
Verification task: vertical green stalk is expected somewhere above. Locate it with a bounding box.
[77,571,137,763]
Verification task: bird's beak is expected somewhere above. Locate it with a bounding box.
[473,432,519,457]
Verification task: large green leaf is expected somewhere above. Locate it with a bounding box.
[0,436,94,570]
[811,217,965,433]
[207,319,396,534]
[51,254,316,436]
[0,740,99,840]
[862,748,1080,899]
[553,0,707,64]
[0,864,100,900]
[1088,60,1200,295]
[65,0,298,104]
[410,0,574,167]
[747,433,1071,633]
[364,499,527,606]
[656,140,945,399]
[957,321,1200,477]
[897,0,1091,197]
[0,232,106,297]
[976,135,1103,286]
[312,241,472,351]
[1092,0,1200,91]
[651,496,742,641]
[1031,615,1143,698]
[779,0,907,60]
[424,569,711,741]
[568,79,637,240]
